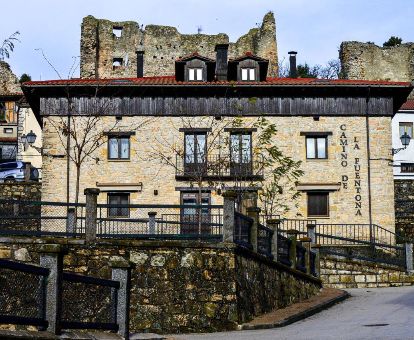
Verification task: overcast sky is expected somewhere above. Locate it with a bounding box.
[1,0,413,80]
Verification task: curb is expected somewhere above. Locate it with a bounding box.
[239,290,350,330]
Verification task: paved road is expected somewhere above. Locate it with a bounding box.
[173,286,414,340]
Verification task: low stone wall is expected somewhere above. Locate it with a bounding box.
[235,249,320,323]
[0,237,321,333]
[0,182,41,200]
[320,255,414,288]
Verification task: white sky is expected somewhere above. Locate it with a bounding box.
[1,0,413,80]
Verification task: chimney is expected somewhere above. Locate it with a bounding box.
[289,51,297,78]
[215,44,229,81]
[136,50,144,78]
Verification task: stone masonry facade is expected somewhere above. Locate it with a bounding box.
[80,12,278,79]
[41,115,396,232]
[0,237,321,333]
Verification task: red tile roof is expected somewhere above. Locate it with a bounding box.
[23,77,412,87]
[400,99,414,110]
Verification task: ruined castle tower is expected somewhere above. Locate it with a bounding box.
[80,12,278,79]
[340,42,414,82]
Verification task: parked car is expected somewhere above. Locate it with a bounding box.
[0,161,39,182]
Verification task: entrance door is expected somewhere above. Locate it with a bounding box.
[180,192,211,235]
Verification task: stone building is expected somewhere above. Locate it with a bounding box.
[340,41,414,237]
[0,61,42,170]
[0,61,21,163]
[80,12,278,79]
[22,45,413,234]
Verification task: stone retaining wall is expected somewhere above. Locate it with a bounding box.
[0,237,321,333]
[320,255,414,288]
[0,182,41,201]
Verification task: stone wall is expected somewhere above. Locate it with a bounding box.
[0,61,21,95]
[0,182,41,200]
[340,42,414,97]
[235,249,320,323]
[80,12,278,79]
[0,237,321,333]
[320,254,414,289]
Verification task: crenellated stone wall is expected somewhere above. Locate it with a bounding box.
[80,12,278,79]
[0,237,321,333]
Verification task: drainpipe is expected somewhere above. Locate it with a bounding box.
[365,87,373,243]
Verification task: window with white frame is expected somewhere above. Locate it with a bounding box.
[108,135,130,160]
[306,136,328,159]
[241,68,256,81]
[188,68,203,81]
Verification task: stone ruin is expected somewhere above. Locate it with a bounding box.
[80,12,278,79]
[340,41,414,97]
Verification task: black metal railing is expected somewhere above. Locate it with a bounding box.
[277,234,291,266]
[296,244,307,273]
[0,259,49,328]
[175,153,264,180]
[257,223,273,258]
[61,272,120,331]
[310,251,317,276]
[0,199,85,237]
[278,218,317,236]
[97,204,223,240]
[234,211,253,248]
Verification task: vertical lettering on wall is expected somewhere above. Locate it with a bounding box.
[354,136,362,216]
[340,124,349,190]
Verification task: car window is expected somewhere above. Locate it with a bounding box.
[0,163,17,169]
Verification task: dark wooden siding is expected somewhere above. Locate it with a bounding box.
[39,96,394,117]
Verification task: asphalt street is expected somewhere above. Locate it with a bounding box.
[173,286,414,340]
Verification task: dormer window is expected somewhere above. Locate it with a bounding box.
[241,68,256,81]
[189,68,203,81]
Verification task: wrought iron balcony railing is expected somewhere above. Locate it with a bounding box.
[175,153,264,181]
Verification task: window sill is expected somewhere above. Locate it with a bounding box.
[107,159,131,162]
[305,158,329,161]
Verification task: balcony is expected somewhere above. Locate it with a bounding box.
[175,153,264,181]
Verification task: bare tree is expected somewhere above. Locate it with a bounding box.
[0,31,20,61]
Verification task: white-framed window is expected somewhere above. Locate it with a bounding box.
[108,136,130,160]
[306,136,328,159]
[189,68,203,81]
[241,68,256,81]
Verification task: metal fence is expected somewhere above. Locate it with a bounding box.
[97,204,223,240]
[61,272,119,331]
[277,233,291,267]
[296,244,307,273]
[0,199,85,237]
[0,259,48,328]
[234,211,253,248]
[279,218,317,236]
[257,223,273,258]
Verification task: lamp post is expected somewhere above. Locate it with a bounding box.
[392,132,411,155]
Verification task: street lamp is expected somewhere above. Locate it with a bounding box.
[26,130,37,145]
[392,132,411,155]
